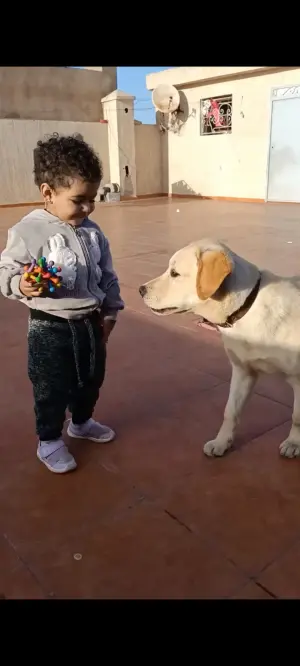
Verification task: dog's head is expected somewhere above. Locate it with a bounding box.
[139,239,259,324]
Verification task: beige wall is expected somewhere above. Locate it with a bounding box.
[135,124,163,195]
[0,120,110,205]
[146,66,274,90]
[0,67,117,121]
[147,67,300,200]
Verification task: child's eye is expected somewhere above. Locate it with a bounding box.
[71,199,95,205]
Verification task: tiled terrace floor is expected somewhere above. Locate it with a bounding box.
[1,197,300,598]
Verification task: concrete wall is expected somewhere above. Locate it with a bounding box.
[0,67,117,121]
[135,124,163,195]
[0,120,110,205]
[147,66,276,90]
[147,66,300,200]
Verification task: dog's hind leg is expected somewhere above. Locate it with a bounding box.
[203,363,257,457]
[279,377,300,458]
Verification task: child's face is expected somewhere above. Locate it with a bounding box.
[41,178,100,225]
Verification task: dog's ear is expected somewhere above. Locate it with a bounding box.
[196,250,232,300]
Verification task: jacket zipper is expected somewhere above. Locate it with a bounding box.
[70,225,92,293]
[68,224,103,305]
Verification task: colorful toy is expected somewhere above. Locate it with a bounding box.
[23,257,62,293]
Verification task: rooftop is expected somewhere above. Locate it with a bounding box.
[1,197,300,599]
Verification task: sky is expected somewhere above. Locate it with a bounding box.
[117,67,172,124]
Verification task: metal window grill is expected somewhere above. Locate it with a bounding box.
[200,94,232,135]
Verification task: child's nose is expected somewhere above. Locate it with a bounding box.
[82,203,93,214]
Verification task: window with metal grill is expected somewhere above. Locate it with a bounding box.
[200,94,232,135]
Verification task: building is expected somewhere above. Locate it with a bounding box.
[3,65,300,206]
[146,66,300,203]
[0,66,117,121]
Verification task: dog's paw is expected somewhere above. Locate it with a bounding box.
[203,439,231,457]
[279,439,300,459]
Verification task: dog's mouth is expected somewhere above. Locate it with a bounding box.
[197,316,219,331]
[150,306,187,316]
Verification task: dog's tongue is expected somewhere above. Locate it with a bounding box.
[196,320,218,332]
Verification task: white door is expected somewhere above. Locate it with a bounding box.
[267,87,300,203]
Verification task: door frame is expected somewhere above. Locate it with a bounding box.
[265,84,300,202]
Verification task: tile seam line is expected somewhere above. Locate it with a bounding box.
[2,532,49,598]
[253,529,300,580]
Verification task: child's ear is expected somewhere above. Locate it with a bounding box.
[40,183,53,203]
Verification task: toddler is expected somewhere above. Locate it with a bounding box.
[0,133,124,473]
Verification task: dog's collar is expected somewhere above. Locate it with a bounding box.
[200,275,261,330]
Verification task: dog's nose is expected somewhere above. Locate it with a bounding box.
[139,285,147,298]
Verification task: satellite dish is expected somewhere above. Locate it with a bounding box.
[152,84,180,114]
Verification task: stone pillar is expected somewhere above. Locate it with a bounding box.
[101,89,137,197]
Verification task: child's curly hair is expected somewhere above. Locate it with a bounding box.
[33,133,103,190]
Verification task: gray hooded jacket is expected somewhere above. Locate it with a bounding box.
[0,208,124,320]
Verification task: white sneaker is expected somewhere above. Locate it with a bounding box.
[37,439,77,474]
[67,418,115,443]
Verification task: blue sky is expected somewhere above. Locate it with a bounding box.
[117,67,172,124]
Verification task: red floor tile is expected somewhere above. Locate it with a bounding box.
[0,453,138,546]
[1,198,300,597]
[164,423,300,576]
[257,540,300,599]
[14,505,247,599]
[0,534,45,599]
[232,581,274,599]
[92,330,291,501]
[254,374,293,408]
[186,382,291,449]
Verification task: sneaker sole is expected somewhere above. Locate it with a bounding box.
[37,450,77,474]
[67,426,116,443]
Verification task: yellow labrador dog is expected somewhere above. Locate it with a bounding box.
[139,238,300,459]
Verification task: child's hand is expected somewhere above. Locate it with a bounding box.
[102,318,116,344]
[19,273,43,297]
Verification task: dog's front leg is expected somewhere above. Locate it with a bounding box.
[204,364,257,457]
[279,377,300,458]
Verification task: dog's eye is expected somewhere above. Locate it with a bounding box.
[170,269,180,278]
